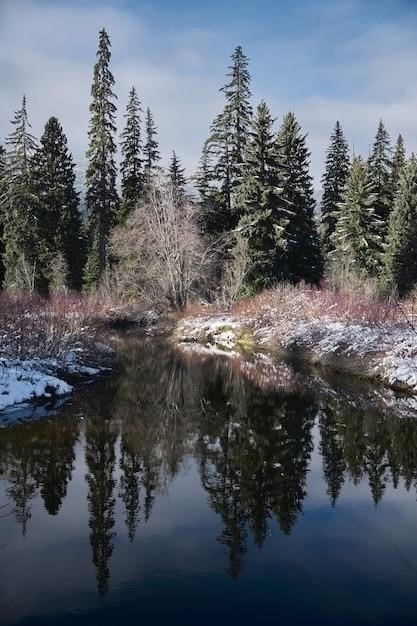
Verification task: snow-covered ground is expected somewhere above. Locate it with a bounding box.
[175,314,417,395]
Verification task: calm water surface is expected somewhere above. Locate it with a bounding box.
[1,338,417,625]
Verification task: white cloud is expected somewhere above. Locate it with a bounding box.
[1,0,416,190]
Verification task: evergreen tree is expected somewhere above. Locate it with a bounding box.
[143,107,160,187]
[368,120,393,237]
[320,121,350,253]
[275,112,323,284]
[203,46,252,234]
[30,116,84,290]
[169,150,186,195]
[0,144,6,286]
[391,134,406,196]
[382,156,417,295]
[83,28,118,290]
[1,96,39,291]
[119,86,143,223]
[331,156,381,277]
[236,101,288,291]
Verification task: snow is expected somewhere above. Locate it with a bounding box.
[0,359,72,411]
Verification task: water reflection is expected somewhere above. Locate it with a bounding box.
[1,337,417,607]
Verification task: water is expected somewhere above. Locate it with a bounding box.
[1,338,417,625]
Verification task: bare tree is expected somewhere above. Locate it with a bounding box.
[111,175,218,309]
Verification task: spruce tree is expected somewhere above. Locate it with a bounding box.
[236,101,287,290]
[275,112,323,284]
[331,156,381,277]
[31,117,84,290]
[203,46,252,234]
[169,151,186,195]
[391,134,406,197]
[382,156,417,295]
[1,96,39,291]
[119,86,143,223]
[143,107,160,187]
[368,120,392,236]
[0,144,6,286]
[83,28,118,290]
[320,121,350,253]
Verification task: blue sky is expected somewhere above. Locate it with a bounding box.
[1,0,416,187]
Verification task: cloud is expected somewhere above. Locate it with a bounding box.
[0,0,416,190]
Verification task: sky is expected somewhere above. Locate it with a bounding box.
[1,0,416,189]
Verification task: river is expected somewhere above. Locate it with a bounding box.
[1,336,417,625]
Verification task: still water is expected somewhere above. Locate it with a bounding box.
[1,338,417,625]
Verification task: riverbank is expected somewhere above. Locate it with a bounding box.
[174,284,417,396]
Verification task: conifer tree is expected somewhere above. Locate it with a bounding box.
[143,107,160,187]
[331,156,381,277]
[391,134,406,196]
[31,116,84,290]
[119,86,143,223]
[0,144,6,286]
[83,28,118,290]
[368,120,393,236]
[203,46,252,234]
[169,151,186,196]
[236,101,287,290]
[320,121,350,253]
[382,156,417,295]
[275,112,323,284]
[1,96,39,291]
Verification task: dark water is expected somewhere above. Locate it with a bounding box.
[1,339,417,626]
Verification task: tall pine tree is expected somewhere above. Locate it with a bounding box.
[169,151,186,196]
[202,46,252,234]
[236,101,288,290]
[331,156,381,277]
[31,117,84,291]
[0,144,6,286]
[391,134,406,197]
[1,96,39,291]
[275,112,323,284]
[119,86,143,223]
[368,120,392,238]
[382,156,417,295]
[83,28,118,290]
[143,107,160,187]
[320,121,350,253]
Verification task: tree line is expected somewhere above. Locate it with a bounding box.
[0,29,416,302]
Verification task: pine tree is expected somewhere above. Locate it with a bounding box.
[331,156,381,277]
[320,121,350,253]
[391,134,406,197]
[203,46,252,234]
[30,117,84,290]
[236,101,288,290]
[169,151,186,195]
[83,28,118,290]
[0,144,6,286]
[143,107,160,187]
[382,156,417,295]
[119,86,143,223]
[1,96,39,291]
[275,112,323,284]
[368,120,393,236]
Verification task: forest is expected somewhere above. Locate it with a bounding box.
[1,28,416,309]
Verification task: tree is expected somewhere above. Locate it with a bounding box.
[368,120,392,237]
[275,112,323,284]
[320,121,350,253]
[382,156,417,295]
[169,151,186,196]
[143,107,160,187]
[0,144,6,285]
[236,101,288,291]
[119,86,143,223]
[111,175,217,308]
[202,46,252,234]
[30,117,84,290]
[391,134,406,197]
[1,96,39,291]
[83,28,118,290]
[331,156,381,277]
